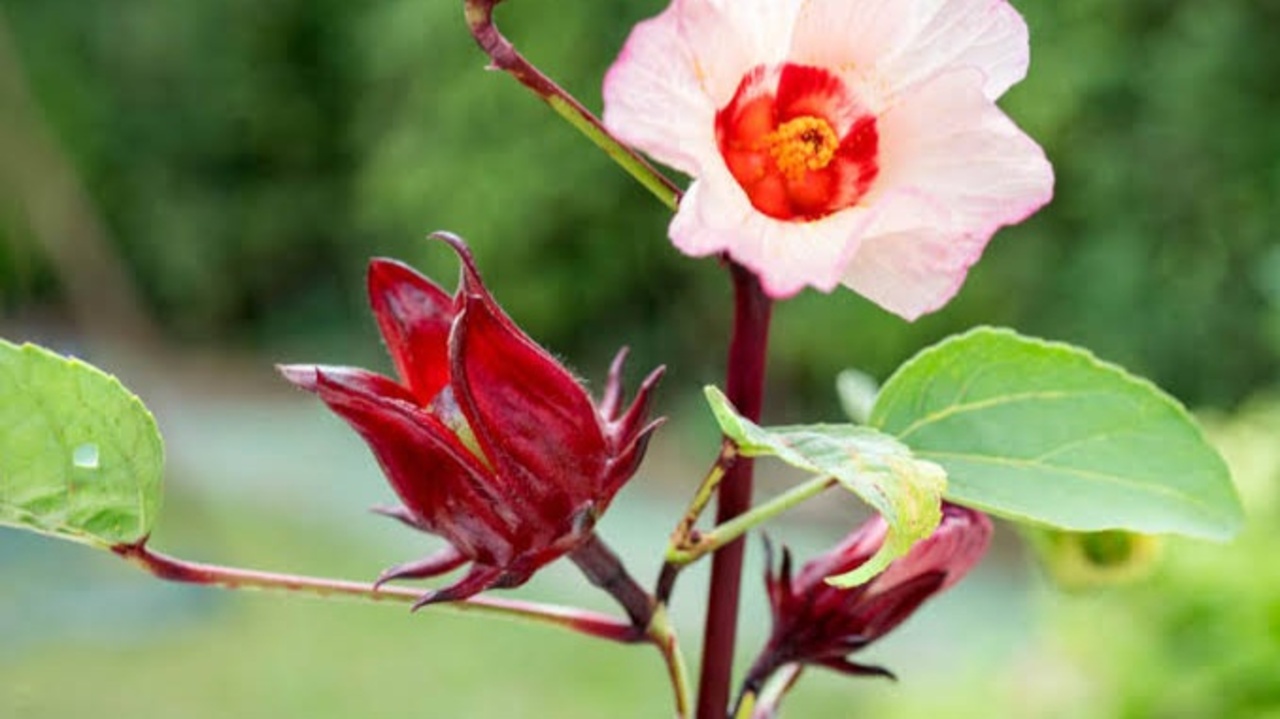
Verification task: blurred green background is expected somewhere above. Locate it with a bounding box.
[1,0,1278,717]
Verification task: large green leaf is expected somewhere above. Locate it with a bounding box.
[870,327,1242,541]
[706,387,946,587]
[0,340,164,548]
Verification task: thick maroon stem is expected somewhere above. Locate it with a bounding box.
[569,532,655,630]
[696,262,773,719]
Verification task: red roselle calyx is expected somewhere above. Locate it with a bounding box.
[280,233,665,608]
[745,504,993,690]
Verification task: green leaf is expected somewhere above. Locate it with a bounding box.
[706,386,946,587]
[0,340,164,548]
[870,327,1243,541]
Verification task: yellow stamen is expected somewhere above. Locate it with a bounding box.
[762,116,838,180]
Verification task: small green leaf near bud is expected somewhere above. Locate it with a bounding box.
[705,386,945,586]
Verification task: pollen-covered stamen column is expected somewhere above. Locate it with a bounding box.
[697,261,773,719]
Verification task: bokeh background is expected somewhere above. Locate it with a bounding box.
[2,0,1278,717]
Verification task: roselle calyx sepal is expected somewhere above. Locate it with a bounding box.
[745,504,992,691]
[280,232,665,608]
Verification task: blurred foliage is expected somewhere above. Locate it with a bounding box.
[2,0,1278,408]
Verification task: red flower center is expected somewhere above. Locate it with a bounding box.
[716,64,879,222]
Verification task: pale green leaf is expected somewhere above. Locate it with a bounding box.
[870,327,1243,541]
[706,386,945,586]
[0,340,164,548]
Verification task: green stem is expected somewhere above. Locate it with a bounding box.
[655,442,738,602]
[112,541,642,644]
[667,475,837,566]
[464,0,681,210]
[647,604,693,719]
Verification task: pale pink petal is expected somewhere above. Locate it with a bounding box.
[671,156,877,296]
[841,70,1051,318]
[604,0,805,174]
[737,209,874,297]
[841,225,980,320]
[789,0,920,80]
[791,0,1029,101]
[884,0,1030,99]
[875,69,1052,235]
[602,2,716,174]
[673,0,805,106]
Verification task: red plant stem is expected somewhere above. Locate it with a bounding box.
[112,540,642,645]
[569,531,655,629]
[697,262,773,719]
[463,0,681,209]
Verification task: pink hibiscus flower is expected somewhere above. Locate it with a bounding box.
[604,0,1054,319]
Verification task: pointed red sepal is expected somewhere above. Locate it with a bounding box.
[410,563,510,609]
[817,657,897,681]
[602,417,665,498]
[598,347,631,422]
[370,504,431,532]
[375,545,469,589]
[610,365,667,447]
[367,258,455,405]
[844,570,946,640]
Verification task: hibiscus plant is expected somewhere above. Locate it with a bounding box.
[0,1,1245,718]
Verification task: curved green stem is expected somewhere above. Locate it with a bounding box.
[647,604,693,719]
[464,0,681,210]
[656,442,738,603]
[667,475,837,566]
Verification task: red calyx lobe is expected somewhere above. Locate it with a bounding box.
[280,234,665,606]
[748,505,992,687]
[716,63,879,222]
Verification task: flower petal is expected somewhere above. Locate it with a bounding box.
[843,70,1053,318]
[367,258,455,404]
[674,0,803,106]
[603,2,717,174]
[672,162,878,296]
[605,0,806,174]
[791,0,1030,101]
